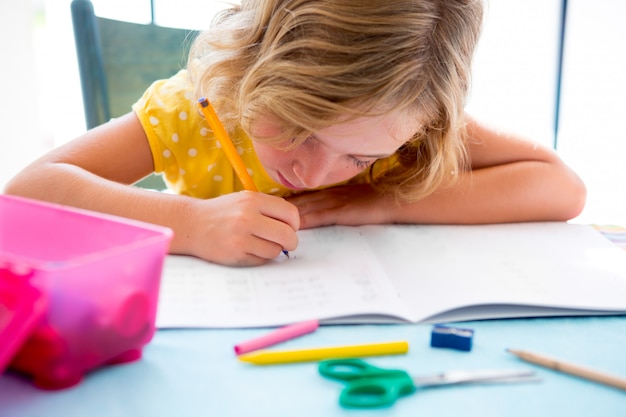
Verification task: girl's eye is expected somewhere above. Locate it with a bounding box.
[350,157,375,170]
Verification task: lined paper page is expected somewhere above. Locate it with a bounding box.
[156,223,626,328]
[362,223,626,322]
[156,227,410,328]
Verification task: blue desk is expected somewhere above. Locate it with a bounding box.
[1,317,625,416]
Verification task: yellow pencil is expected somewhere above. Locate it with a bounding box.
[198,97,258,192]
[507,349,626,392]
[238,341,409,365]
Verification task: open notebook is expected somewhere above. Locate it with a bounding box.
[155,222,626,328]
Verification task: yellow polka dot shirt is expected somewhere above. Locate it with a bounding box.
[133,70,292,198]
[133,70,393,198]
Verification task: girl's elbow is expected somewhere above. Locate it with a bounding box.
[3,174,28,196]
[556,175,587,221]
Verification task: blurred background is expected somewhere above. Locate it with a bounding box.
[1,0,625,225]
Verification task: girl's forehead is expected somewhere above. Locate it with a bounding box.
[251,111,422,144]
[319,112,421,143]
[250,116,284,138]
[314,113,419,157]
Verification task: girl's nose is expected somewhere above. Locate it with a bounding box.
[292,153,333,189]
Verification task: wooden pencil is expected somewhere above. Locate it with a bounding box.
[197,97,289,258]
[507,348,626,392]
[197,97,258,192]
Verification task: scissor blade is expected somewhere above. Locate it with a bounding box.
[414,369,539,387]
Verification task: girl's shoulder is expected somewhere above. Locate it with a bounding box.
[133,70,196,118]
[132,70,206,150]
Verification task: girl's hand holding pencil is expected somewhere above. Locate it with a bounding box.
[179,191,299,266]
[194,98,298,266]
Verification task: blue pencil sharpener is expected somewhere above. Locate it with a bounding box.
[430,325,474,352]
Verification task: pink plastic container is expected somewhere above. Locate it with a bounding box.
[0,194,172,389]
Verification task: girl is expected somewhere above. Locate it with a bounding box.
[5,0,586,266]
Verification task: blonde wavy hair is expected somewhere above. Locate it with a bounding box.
[188,0,483,201]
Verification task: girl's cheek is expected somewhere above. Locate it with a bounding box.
[254,143,289,168]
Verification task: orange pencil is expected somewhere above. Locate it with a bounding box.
[198,98,258,192]
[197,97,288,257]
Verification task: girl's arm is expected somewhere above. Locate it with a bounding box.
[4,113,299,266]
[290,113,586,228]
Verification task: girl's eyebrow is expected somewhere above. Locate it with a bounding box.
[350,152,395,159]
[309,134,396,159]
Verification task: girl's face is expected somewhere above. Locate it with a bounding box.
[251,112,420,190]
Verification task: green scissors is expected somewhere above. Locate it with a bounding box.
[318,358,539,409]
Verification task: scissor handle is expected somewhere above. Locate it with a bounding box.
[319,359,395,381]
[319,359,416,408]
[341,374,416,408]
